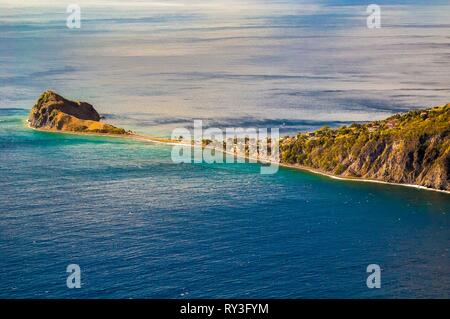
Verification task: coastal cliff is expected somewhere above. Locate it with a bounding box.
[28,91,127,135]
[280,104,450,191]
[27,91,449,191]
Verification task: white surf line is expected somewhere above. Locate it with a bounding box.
[27,123,450,195]
[200,141,450,195]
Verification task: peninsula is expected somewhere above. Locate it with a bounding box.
[280,104,449,191]
[27,91,449,192]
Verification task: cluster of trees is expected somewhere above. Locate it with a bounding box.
[280,104,450,176]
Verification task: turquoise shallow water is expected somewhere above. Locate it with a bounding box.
[0,109,449,298]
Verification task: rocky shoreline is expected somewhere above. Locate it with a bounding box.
[27,91,450,193]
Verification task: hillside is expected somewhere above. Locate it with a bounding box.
[280,104,450,191]
[28,91,127,135]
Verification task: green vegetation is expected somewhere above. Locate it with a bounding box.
[280,104,450,190]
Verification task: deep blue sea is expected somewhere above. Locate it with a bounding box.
[0,109,448,298]
[1,0,450,298]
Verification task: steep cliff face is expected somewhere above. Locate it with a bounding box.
[28,91,127,135]
[280,104,450,191]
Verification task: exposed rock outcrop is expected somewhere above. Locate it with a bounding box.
[28,91,127,135]
[280,104,450,191]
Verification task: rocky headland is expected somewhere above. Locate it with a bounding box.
[28,91,128,135]
[280,104,450,191]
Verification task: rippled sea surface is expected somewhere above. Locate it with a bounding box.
[2,1,450,135]
[1,0,450,298]
[0,109,449,298]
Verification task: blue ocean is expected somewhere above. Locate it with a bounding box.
[0,0,449,298]
[0,109,448,298]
